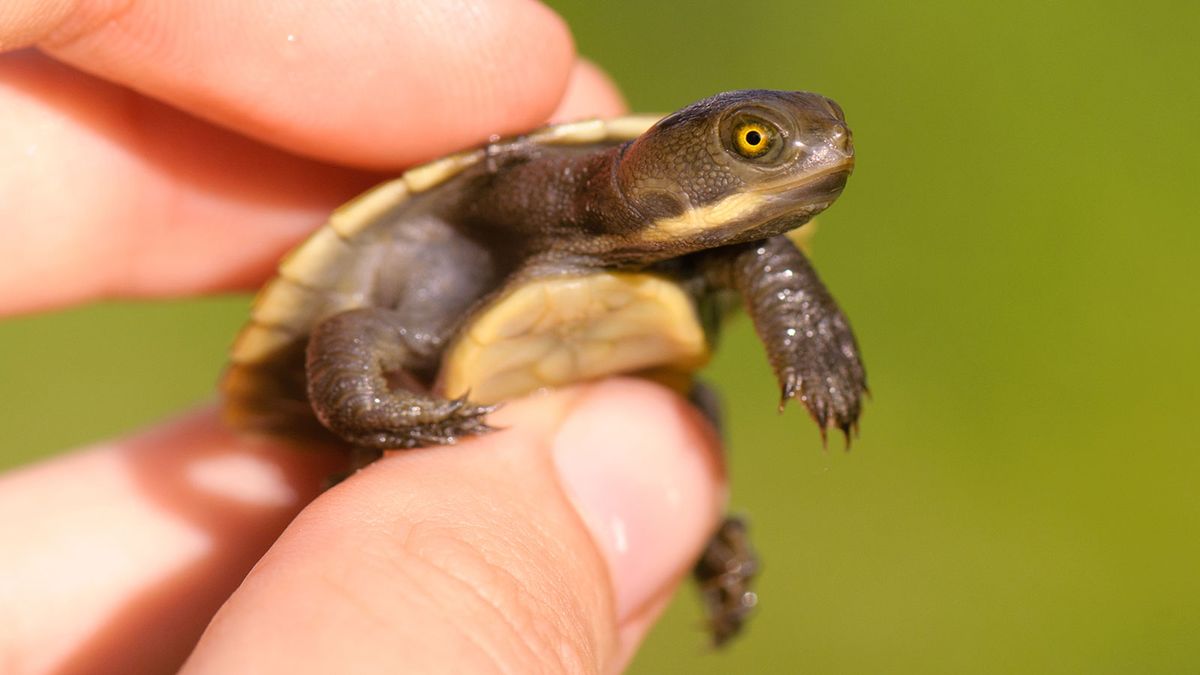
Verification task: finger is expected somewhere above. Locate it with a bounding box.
[551,59,628,122]
[6,0,576,169]
[0,50,377,316]
[0,409,347,675]
[0,53,622,315]
[0,0,74,50]
[184,379,725,674]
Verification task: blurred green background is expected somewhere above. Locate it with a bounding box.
[3,0,1198,672]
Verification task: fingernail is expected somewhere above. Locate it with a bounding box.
[552,379,725,622]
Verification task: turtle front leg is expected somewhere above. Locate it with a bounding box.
[306,307,496,449]
[711,235,868,441]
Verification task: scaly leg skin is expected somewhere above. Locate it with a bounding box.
[688,382,761,646]
[306,307,497,449]
[694,516,760,647]
[712,235,868,444]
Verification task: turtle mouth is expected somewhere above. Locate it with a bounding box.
[718,159,854,244]
[760,158,854,206]
[614,156,854,257]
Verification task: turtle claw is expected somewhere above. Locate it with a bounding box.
[778,373,799,413]
[778,368,863,449]
[406,398,500,446]
[332,393,501,449]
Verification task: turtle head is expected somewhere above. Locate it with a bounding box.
[615,89,854,256]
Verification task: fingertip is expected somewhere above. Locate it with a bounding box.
[551,59,628,122]
[550,379,725,642]
[378,0,579,164]
[36,0,581,168]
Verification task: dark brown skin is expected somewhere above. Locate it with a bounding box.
[703,236,866,439]
[694,516,760,646]
[307,308,497,448]
[297,90,866,644]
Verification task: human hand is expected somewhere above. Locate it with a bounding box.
[0,2,726,673]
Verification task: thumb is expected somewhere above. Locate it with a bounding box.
[183,378,726,674]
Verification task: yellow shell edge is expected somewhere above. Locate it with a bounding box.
[329,177,410,239]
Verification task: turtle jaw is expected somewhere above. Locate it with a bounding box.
[711,157,856,246]
[781,162,852,214]
[767,158,853,208]
[613,157,854,262]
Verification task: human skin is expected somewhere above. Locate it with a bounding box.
[0,2,725,674]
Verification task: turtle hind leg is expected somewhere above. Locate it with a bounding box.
[306,307,497,449]
[687,382,761,646]
[694,516,760,646]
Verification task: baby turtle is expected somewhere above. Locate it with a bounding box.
[223,89,867,645]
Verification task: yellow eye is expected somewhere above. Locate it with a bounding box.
[734,121,772,158]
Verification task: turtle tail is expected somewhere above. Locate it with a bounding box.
[220,334,333,442]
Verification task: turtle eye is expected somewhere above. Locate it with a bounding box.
[732,120,774,158]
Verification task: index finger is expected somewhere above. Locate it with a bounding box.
[0,4,625,315]
[4,0,576,168]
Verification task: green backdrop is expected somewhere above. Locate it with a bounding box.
[3,1,1198,672]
